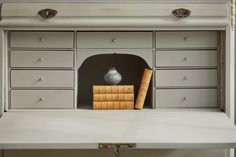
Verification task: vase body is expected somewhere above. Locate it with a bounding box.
[104,68,122,85]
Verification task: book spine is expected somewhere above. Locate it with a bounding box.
[135,68,153,110]
[93,94,134,101]
[93,101,134,110]
[93,85,134,94]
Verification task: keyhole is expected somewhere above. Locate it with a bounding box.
[113,148,120,157]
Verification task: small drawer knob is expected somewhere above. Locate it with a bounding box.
[184,57,188,61]
[111,38,117,43]
[39,97,45,101]
[184,37,189,41]
[183,97,187,101]
[39,38,45,42]
[183,76,187,80]
[38,57,45,61]
[38,77,44,81]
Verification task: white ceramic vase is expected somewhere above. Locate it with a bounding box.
[104,67,122,85]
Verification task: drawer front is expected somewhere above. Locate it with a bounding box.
[10,32,74,48]
[11,51,74,68]
[156,50,217,67]
[156,70,217,87]
[156,31,217,49]
[156,89,217,108]
[77,32,152,48]
[11,90,73,109]
[11,70,74,88]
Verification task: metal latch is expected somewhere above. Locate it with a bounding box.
[99,143,136,157]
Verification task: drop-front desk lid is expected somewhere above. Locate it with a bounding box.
[0,109,236,149]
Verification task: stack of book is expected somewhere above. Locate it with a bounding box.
[93,85,134,110]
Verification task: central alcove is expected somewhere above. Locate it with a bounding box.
[77,54,153,109]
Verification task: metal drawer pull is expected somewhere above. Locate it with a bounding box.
[184,57,188,61]
[172,8,191,18]
[38,77,44,81]
[39,97,45,101]
[38,8,57,19]
[38,57,45,61]
[183,76,187,80]
[183,97,187,101]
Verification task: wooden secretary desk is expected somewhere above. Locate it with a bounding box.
[0,0,235,157]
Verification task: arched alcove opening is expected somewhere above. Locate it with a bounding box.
[77,54,153,109]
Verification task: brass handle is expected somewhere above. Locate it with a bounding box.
[172,8,191,18]
[38,8,57,18]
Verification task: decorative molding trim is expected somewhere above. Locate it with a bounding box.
[232,0,235,30]
[0,18,229,28]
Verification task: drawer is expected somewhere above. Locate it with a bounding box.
[11,70,74,88]
[156,31,217,49]
[11,90,73,109]
[11,51,74,68]
[156,70,217,87]
[10,32,74,48]
[156,50,217,67]
[77,32,152,48]
[156,89,217,108]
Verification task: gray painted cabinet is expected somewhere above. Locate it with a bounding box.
[0,0,235,157]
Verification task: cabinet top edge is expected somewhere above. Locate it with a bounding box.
[1,0,230,3]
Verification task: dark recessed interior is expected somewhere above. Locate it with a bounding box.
[77,54,153,109]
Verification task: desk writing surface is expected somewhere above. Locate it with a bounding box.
[0,109,235,149]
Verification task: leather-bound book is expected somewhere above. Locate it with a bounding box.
[93,85,134,94]
[107,102,114,109]
[127,101,135,109]
[93,94,134,101]
[93,101,134,110]
[135,68,153,110]
[93,85,134,110]
[101,102,108,110]
[93,102,101,110]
